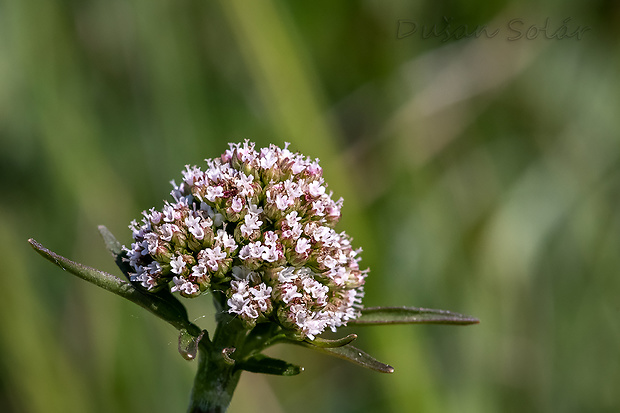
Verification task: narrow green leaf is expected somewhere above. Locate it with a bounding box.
[297,342,394,373]
[29,238,128,294]
[28,238,200,335]
[350,306,479,325]
[236,354,303,376]
[98,225,123,256]
[304,333,357,348]
[97,225,134,280]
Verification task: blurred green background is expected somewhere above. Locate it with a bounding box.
[1,1,619,412]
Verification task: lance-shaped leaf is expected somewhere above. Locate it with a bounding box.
[349,306,479,326]
[236,354,303,376]
[304,334,357,348]
[30,238,131,296]
[296,341,394,373]
[99,225,124,256]
[98,225,139,281]
[28,238,201,337]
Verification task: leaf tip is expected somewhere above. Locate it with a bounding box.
[28,238,47,255]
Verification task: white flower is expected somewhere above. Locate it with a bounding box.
[312,200,326,216]
[283,179,303,198]
[250,283,272,312]
[206,185,224,202]
[281,284,302,304]
[185,215,201,228]
[147,208,163,225]
[321,255,338,269]
[277,267,297,283]
[238,245,252,260]
[236,172,255,197]
[227,293,250,315]
[247,241,265,259]
[144,233,159,254]
[240,213,262,237]
[295,238,311,254]
[263,231,278,246]
[159,223,178,242]
[182,165,204,186]
[170,256,186,275]
[215,229,237,251]
[188,224,205,240]
[251,283,272,300]
[231,197,244,213]
[171,276,199,296]
[162,204,176,222]
[192,264,208,278]
[261,245,280,263]
[285,211,300,225]
[260,148,278,169]
[275,194,290,211]
[308,180,325,197]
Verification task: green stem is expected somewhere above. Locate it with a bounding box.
[187,294,249,413]
[188,349,241,413]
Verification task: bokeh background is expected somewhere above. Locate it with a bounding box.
[1,1,619,412]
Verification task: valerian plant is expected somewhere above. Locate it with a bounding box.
[30,141,478,413]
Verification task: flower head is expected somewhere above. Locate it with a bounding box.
[124,141,367,339]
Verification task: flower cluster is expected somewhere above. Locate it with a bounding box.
[124,141,367,339]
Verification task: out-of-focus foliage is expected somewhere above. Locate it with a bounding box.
[1,1,619,412]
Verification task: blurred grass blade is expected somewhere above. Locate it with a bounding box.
[236,354,303,376]
[350,306,479,325]
[297,342,394,373]
[304,334,357,348]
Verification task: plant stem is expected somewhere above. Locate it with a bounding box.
[187,294,248,413]
[188,347,241,413]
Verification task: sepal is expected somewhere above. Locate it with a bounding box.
[98,224,123,256]
[98,225,138,281]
